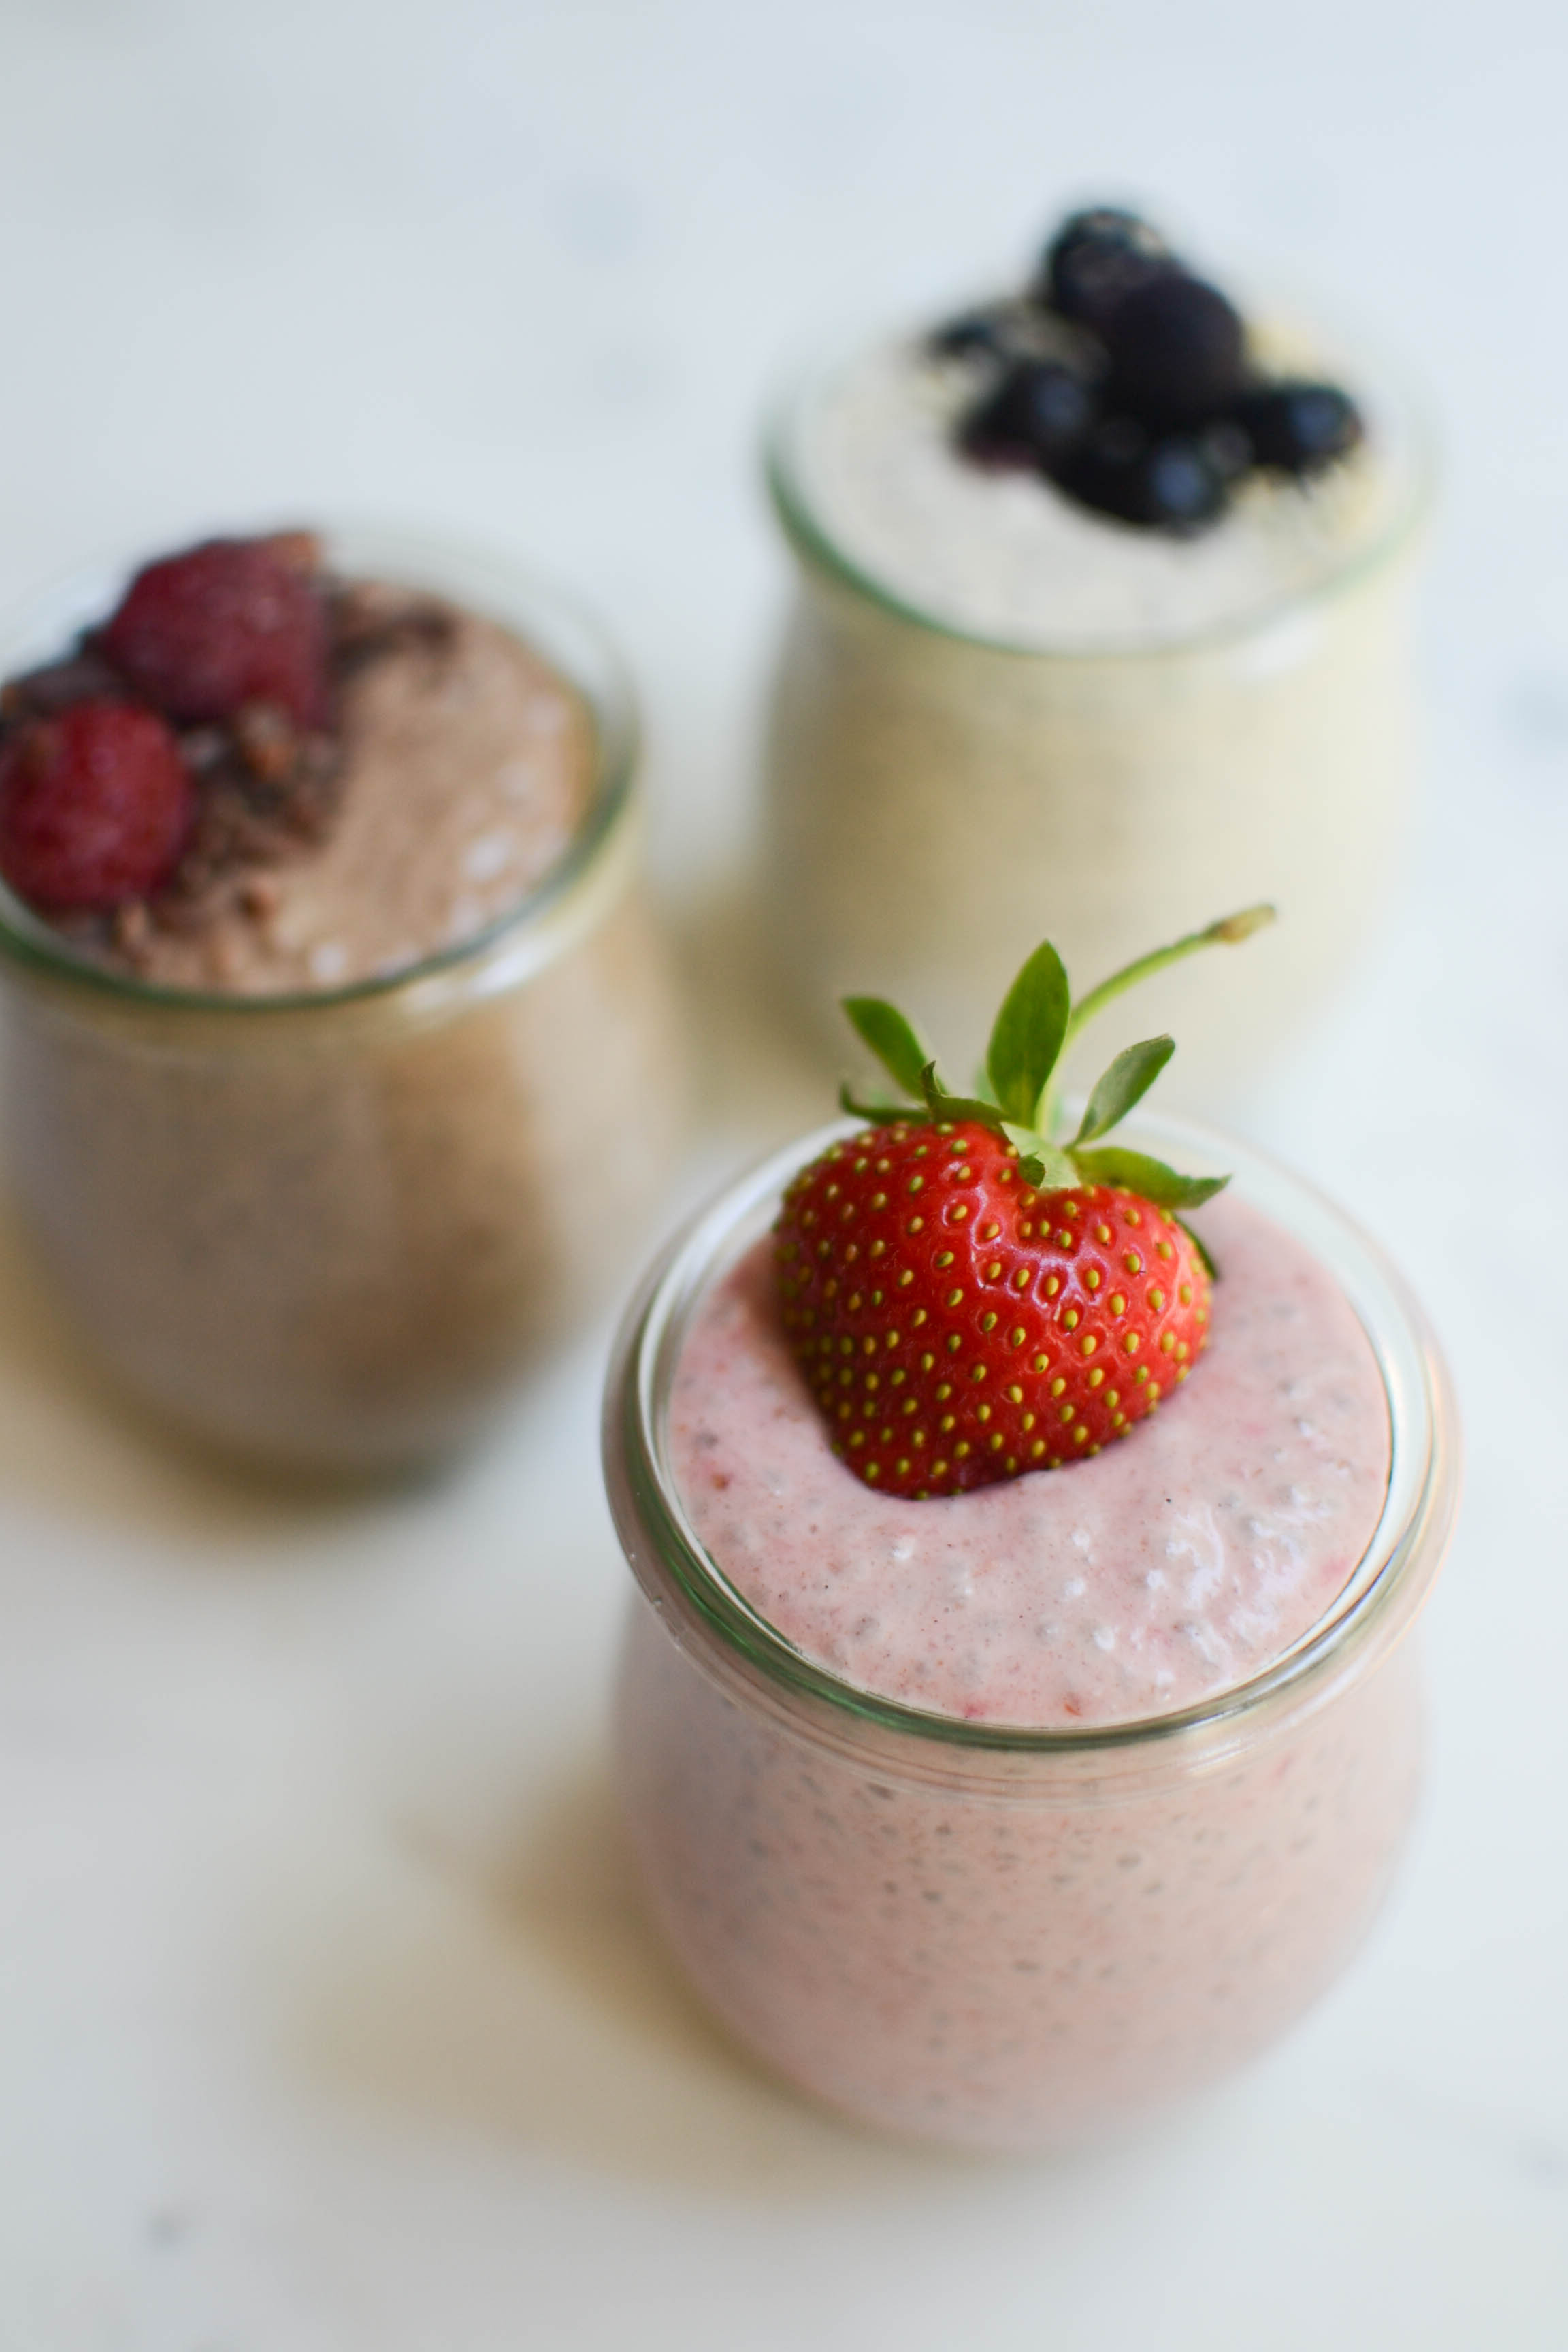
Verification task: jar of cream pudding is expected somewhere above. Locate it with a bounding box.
[0,526,687,1473]
[604,1113,1457,2151]
[760,291,1428,1102]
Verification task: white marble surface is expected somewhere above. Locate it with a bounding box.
[0,1,1565,2345]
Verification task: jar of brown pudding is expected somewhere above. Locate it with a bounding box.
[0,526,687,1472]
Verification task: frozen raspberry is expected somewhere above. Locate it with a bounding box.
[0,701,193,911]
[100,536,330,730]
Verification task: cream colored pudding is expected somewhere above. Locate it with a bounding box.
[606,1120,1456,2149]
[0,532,686,1471]
[761,316,1426,1100]
[794,331,1408,651]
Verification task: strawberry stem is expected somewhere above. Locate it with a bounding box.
[836,904,1270,1246]
[1038,904,1275,1137]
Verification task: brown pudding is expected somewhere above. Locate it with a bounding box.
[0,529,686,1471]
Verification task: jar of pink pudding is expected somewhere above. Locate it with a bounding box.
[0,525,687,1473]
[604,1112,1458,2152]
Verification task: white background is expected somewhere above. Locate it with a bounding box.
[0,2,1565,2345]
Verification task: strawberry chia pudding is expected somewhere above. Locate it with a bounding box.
[605,941,1456,2149]
[669,1198,1389,1725]
[0,527,685,1470]
[760,206,1428,1095]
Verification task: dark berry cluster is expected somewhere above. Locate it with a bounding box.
[0,535,342,915]
[934,207,1365,535]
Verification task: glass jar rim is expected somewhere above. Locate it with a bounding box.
[764,311,1435,663]
[0,520,638,1016]
[604,1110,1460,1758]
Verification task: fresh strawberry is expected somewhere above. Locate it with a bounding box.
[99,534,330,731]
[0,700,193,911]
[774,907,1273,1499]
[778,1130,1211,1496]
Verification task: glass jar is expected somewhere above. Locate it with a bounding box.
[759,335,1430,1098]
[604,1114,1458,2151]
[0,527,688,1473]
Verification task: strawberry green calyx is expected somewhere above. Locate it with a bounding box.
[783,906,1275,1501]
[1039,903,1274,1138]
[839,905,1275,1264]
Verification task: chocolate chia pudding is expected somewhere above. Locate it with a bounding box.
[604,1118,1458,2151]
[759,208,1428,1098]
[0,527,686,1470]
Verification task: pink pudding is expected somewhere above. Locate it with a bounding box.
[606,1122,1456,2150]
[669,1196,1390,1730]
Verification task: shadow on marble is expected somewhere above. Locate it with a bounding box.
[297,1755,1030,2202]
[669,875,835,1154]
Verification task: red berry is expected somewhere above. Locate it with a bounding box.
[0,701,193,911]
[775,1120,1211,1501]
[100,536,330,730]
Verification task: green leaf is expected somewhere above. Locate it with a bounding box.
[1177,1215,1220,1281]
[917,1064,1009,1134]
[1070,1145,1230,1211]
[838,1082,919,1125]
[985,939,1070,1128]
[1073,1036,1177,1145]
[842,996,932,1100]
[1011,1133,1085,1185]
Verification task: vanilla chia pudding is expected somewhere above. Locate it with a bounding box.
[606,1121,1457,2150]
[760,211,1427,1098]
[0,527,686,1469]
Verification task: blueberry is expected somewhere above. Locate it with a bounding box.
[1049,418,1228,533]
[928,305,1019,361]
[1045,420,1149,524]
[1039,207,1176,330]
[1198,418,1254,483]
[1102,273,1246,426]
[1142,437,1230,528]
[1233,380,1364,475]
[957,359,1095,469]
